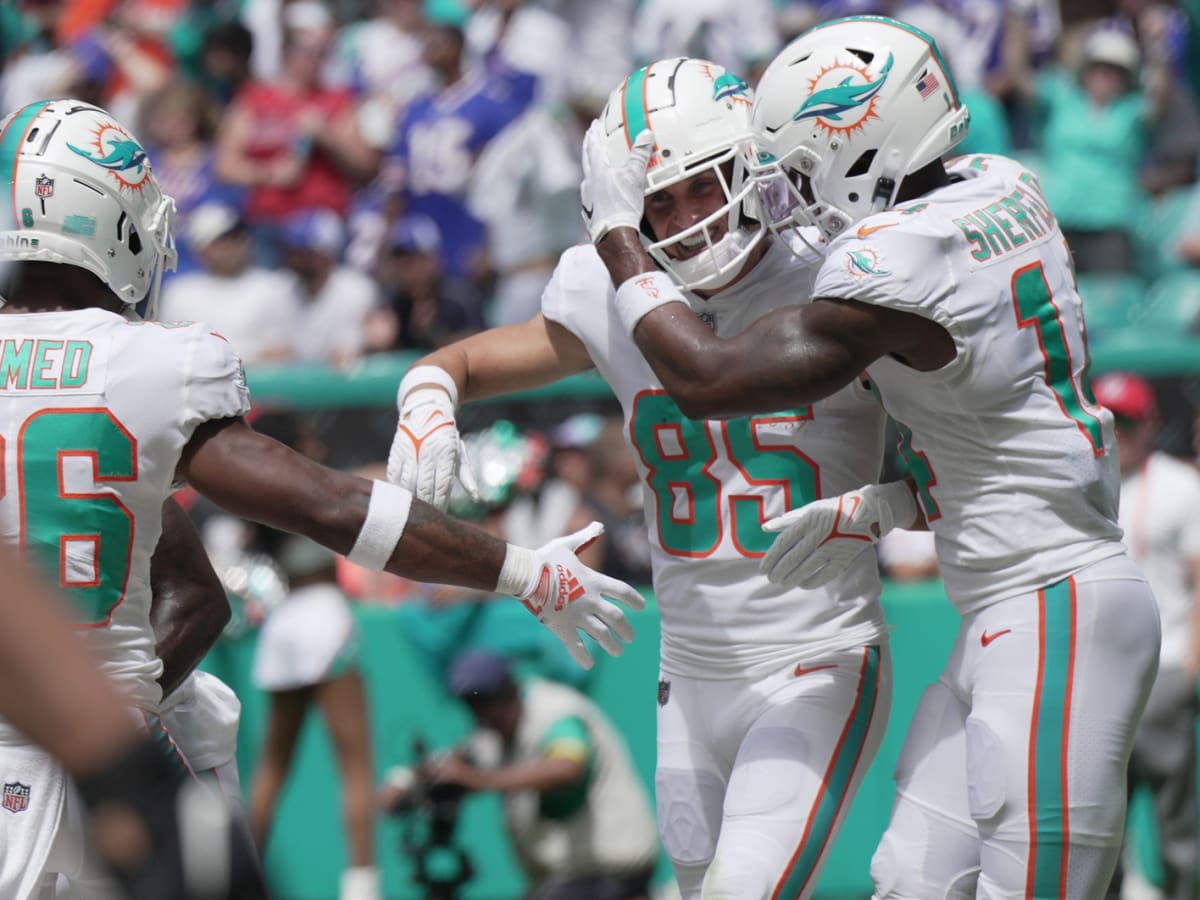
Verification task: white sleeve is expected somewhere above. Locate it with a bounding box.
[181,327,252,432]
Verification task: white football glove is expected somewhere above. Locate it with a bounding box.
[387,386,479,512]
[761,481,919,590]
[580,120,655,244]
[499,522,646,670]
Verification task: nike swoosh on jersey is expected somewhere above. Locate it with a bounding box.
[980,628,1012,647]
[794,663,839,677]
[856,221,898,238]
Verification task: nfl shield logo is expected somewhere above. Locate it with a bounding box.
[657,679,671,707]
[34,175,53,198]
[2,782,30,814]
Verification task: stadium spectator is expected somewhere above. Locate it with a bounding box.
[326,0,432,151]
[380,20,532,284]
[1095,373,1200,900]
[159,200,299,364]
[466,101,582,327]
[249,535,381,900]
[139,77,245,277]
[1021,22,1171,273]
[278,207,380,366]
[464,0,571,107]
[631,0,782,86]
[197,17,255,106]
[367,214,486,351]
[381,650,660,899]
[215,1,376,263]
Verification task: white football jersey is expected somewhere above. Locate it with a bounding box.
[814,154,1125,614]
[543,238,888,678]
[0,308,250,716]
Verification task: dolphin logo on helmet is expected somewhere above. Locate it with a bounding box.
[794,53,893,125]
[67,137,148,177]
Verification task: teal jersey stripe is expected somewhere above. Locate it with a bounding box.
[0,100,51,228]
[622,66,650,148]
[1027,578,1076,899]
[774,645,881,899]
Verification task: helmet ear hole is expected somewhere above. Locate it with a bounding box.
[846,149,876,178]
[128,224,143,256]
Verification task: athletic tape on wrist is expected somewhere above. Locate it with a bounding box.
[398,365,459,410]
[614,270,686,337]
[347,480,414,571]
[495,543,537,598]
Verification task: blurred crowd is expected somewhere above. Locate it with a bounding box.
[4,0,1200,371]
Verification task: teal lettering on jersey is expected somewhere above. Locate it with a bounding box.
[0,339,33,388]
[1012,263,1105,454]
[0,338,93,390]
[21,409,136,625]
[61,341,92,387]
[1001,193,1044,240]
[893,420,941,521]
[987,202,1027,249]
[30,339,63,388]
[629,391,818,558]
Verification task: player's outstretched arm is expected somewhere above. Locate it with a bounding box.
[389,315,591,510]
[151,497,232,698]
[182,418,644,668]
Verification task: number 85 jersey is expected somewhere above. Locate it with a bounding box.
[0,308,250,715]
[544,239,889,680]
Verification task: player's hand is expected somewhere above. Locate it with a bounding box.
[580,120,654,244]
[506,523,646,669]
[387,386,479,512]
[76,738,269,900]
[761,482,917,589]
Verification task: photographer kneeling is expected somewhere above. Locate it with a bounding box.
[384,650,659,899]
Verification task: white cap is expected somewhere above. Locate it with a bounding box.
[283,0,333,34]
[185,202,243,251]
[1082,27,1140,73]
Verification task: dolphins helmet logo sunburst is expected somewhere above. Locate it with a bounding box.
[794,52,893,139]
[66,121,151,193]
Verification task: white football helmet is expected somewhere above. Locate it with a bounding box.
[0,99,177,316]
[596,57,763,292]
[751,16,971,240]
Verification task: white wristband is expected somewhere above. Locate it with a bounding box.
[614,270,687,338]
[398,365,459,410]
[495,543,537,598]
[347,480,414,571]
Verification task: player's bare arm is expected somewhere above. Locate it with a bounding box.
[415,314,593,404]
[181,417,510,590]
[597,229,953,420]
[150,498,231,697]
[180,416,644,669]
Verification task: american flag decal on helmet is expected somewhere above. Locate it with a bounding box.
[916,70,941,99]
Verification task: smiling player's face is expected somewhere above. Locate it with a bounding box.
[643,164,732,260]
